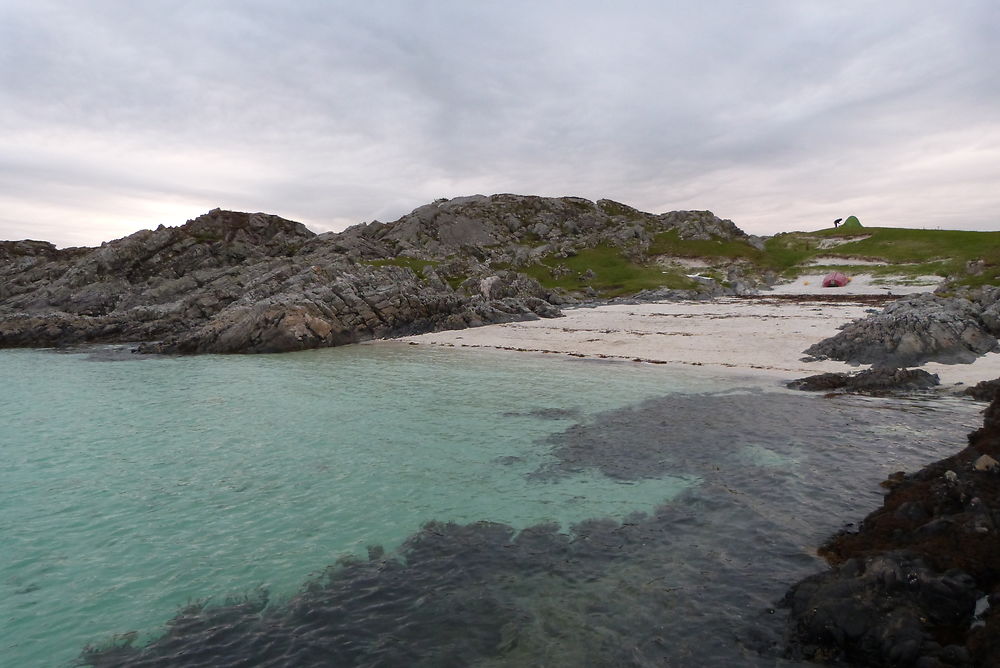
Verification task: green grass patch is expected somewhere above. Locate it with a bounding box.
[362,257,440,272]
[519,244,700,297]
[761,234,826,272]
[649,230,763,262]
[813,228,1000,263]
[598,200,647,220]
[956,266,1000,289]
[760,228,1000,285]
[190,231,222,244]
[808,228,1000,285]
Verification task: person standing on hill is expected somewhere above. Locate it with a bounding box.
[833,218,843,228]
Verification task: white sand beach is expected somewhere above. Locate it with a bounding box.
[390,275,1000,389]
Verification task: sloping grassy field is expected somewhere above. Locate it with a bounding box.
[512,245,700,298]
[765,227,1000,285]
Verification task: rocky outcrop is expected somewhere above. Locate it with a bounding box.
[965,378,1000,402]
[788,367,940,394]
[332,195,749,265]
[0,196,757,354]
[785,551,981,666]
[803,291,1000,367]
[139,269,559,355]
[783,394,1000,666]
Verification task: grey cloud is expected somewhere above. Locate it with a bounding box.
[0,0,997,247]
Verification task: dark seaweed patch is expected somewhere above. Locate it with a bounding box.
[531,392,971,482]
[82,506,799,668]
[81,393,981,667]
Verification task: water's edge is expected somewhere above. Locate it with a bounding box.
[0,345,982,666]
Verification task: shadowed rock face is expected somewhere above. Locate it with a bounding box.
[0,196,752,354]
[803,291,1000,367]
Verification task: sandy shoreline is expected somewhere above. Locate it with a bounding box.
[387,279,1000,389]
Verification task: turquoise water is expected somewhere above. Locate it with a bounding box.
[1,344,754,666]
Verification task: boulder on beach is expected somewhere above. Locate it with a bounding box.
[787,367,940,394]
[804,291,1000,367]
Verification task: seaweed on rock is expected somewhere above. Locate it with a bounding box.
[783,391,1000,667]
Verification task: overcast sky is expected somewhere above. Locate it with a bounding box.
[1,1,997,247]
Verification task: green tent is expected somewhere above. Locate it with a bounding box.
[840,215,863,229]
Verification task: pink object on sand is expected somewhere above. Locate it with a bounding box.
[822,271,850,287]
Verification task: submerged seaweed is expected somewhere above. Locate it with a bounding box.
[82,506,793,667]
[80,393,981,667]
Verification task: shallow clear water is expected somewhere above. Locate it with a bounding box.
[0,343,984,666]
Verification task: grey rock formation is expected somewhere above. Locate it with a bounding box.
[332,194,750,267]
[0,195,757,354]
[787,367,940,394]
[804,291,1000,367]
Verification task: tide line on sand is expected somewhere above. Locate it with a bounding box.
[384,291,1000,389]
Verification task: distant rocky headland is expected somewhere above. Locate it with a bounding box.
[4,193,1000,368]
[0,195,757,354]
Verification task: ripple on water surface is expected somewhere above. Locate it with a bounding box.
[0,344,983,666]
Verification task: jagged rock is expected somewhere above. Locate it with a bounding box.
[804,293,1000,367]
[333,194,750,267]
[964,378,1000,402]
[784,551,979,666]
[0,195,760,354]
[787,367,940,394]
[656,209,748,241]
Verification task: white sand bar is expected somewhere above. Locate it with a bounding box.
[391,295,1000,388]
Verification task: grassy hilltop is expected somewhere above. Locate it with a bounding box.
[332,198,1000,298]
[764,225,1000,288]
[497,223,1000,297]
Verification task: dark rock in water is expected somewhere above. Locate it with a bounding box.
[964,378,1000,402]
[0,196,760,354]
[804,290,1000,367]
[784,393,1000,667]
[787,367,940,394]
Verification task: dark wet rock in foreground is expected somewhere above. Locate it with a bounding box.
[783,393,1000,667]
[964,378,1000,402]
[787,367,940,394]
